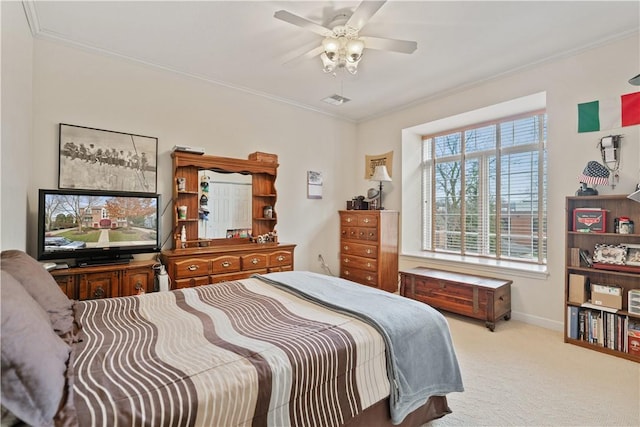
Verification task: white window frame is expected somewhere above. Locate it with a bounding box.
[422,111,547,265]
[401,92,548,277]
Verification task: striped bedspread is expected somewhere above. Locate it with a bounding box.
[72,277,390,426]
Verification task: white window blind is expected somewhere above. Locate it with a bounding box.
[422,111,547,264]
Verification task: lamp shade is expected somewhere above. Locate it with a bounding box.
[371,165,392,182]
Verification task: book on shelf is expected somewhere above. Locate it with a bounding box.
[628,319,640,357]
[567,306,579,340]
[579,249,592,267]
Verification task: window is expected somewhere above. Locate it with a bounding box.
[421,111,547,265]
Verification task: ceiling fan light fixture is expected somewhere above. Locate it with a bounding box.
[320,52,336,73]
[322,37,339,60]
[346,39,364,62]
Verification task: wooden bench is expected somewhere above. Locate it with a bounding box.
[400,267,512,331]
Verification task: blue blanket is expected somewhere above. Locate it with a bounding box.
[256,271,464,425]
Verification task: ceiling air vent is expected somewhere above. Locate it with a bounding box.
[322,94,351,105]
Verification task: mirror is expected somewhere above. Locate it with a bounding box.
[198,170,252,239]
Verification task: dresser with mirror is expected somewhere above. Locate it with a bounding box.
[160,151,295,288]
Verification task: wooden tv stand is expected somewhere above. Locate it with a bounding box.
[400,267,512,331]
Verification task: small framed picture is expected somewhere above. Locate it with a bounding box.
[592,243,627,265]
[626,244,640,266]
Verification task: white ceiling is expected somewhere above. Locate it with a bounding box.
[25,1,640,122]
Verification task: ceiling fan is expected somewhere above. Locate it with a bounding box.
[274,0,417,75]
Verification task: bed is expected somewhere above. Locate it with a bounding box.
[1,250,463,427]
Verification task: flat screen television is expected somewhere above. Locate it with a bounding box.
[37,188,160,266]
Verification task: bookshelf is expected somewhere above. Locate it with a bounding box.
[565,195,640,362]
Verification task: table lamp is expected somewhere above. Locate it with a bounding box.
[370,165,392,209]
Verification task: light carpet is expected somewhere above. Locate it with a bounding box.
[427,313,640,426]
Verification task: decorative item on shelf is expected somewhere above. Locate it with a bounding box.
[177,205,187,220]
[180,225,187,249]
[576,161,610,196]
[592,243,627,265]
[626,244,640,266]
[573,208,606,233]
[263,205,273,219]
[177,177,186,191]
[370,165,392,210]
[614,217,634,234]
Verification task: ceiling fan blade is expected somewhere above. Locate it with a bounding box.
[347,0,387,31]
[360,36,417,54]
[274,10,332,36]
[283,45,324,67]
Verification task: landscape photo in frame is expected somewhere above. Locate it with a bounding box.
[59,123,158,193]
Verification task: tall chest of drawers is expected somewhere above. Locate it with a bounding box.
[339,210,399,292]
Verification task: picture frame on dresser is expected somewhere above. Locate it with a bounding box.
[59,123,158,193]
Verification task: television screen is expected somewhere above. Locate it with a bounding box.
[38,189,160,264]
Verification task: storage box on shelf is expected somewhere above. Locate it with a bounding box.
[565,195,640,362]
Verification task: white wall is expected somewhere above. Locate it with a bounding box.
[28,38,358,272]
[354,34,640,330]
[1,1,33,251]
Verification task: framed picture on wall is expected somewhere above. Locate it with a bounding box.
[58,123,158,193]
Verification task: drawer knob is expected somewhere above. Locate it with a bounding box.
[367,262,372,267]
[344,270,350,276]
[277,255,285,262]
[344,258,349,263]
[363,218,370,223]
[93,287,105,299]
[366,275,373,281]
[221,261,231,268]
[344,245,349,250]
[188,265,199,271]
[346,218,352,223]
[251,258,259,264]
[366,249,372,254]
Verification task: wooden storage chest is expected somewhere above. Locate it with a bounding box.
[400,267,512,331]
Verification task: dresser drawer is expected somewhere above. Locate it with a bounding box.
[269,250,293,267]
[210,255,241,274]
[341,213,378,228]
[341,267,378,288]
[341,254,377,272]
[210,271,267,284]
[78,271,118,300]
[175,276,210,289]
[343,226,378,241]
[341,241,377,258]
[53,274,76,299]
[241,253,268,270]
[172,258,209,279]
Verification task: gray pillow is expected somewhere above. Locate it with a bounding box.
[0,250,74,336]
[1,270,71,426]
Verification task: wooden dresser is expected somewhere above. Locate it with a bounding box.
[339,210,399,292]
[161,243,295,289]
[400,267,512,331]
[50,260,156,300]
